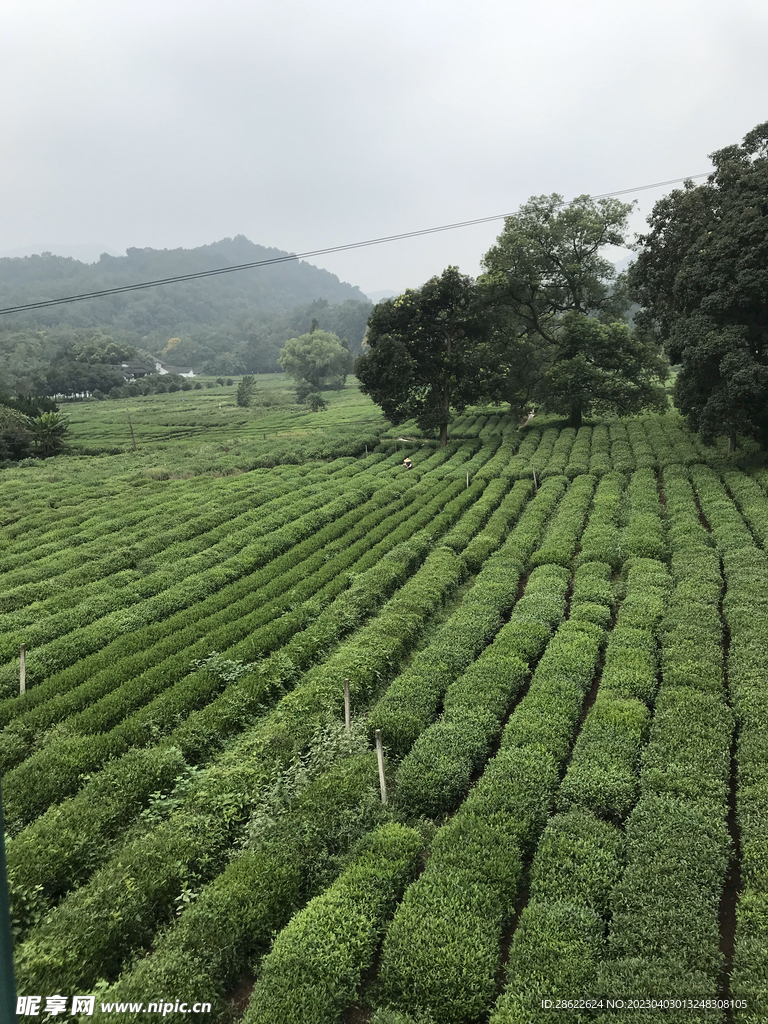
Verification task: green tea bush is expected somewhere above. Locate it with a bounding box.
[243,824,423,1024]
[609,420,635,474]
[576,472,625,567]
[588,424,611,476]
[394,565,568,817]
[565,425,591,478]
[626,420,656,470]
[378,748,555,1022]
[529,474,596,567]
[540,426,575,477]
[557,694,650,821]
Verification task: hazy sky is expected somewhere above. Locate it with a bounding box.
[2,0,766,299]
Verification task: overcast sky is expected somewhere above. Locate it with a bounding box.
[2,0,766,299]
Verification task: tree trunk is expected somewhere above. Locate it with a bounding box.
[569,405,582,429]
[439,422,448,447]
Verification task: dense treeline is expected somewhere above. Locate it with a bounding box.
[358,121,768,451]
[0,236,371,390]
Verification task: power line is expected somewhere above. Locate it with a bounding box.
[0,173,709,316]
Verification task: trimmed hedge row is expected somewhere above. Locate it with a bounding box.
[505,429,542,478]
[0,482,378,677]
[565,426,592,478]
[93,753,391,1021]
[692,465,768,1019]
[529,428,560,472]
[557,694,650,823]
[609,420,635,475]
[0,483,253,592]
[490,810,624,1024]
[597,465,731,1016]
[626,420,656,470]
[377,747,554,1022]
[723,469,768,549]
[0,449,374,591]
[0,482,425,764]
[0,482,292,618]
[530,474,596,567]
[658,416,703,466]
[376,611,607,1021]
[576,472,625,568]
[394,563,569,817]
[644,416,701,468]
[460,479,533,571]
[493,540,670,1019]
[13,503,483,989]
[622,468,667,561]
[588,424,611,476]
[558,557,669,822]
[0,460,448,726]
[540,427,575,477]
[242,824,424,1024]
[369,477,566,756]
[7,745,188,935]
[598,557,671,705]
[3,479,472,831]
[500,620,605,767]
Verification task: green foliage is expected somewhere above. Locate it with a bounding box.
[557,693,650,821]
[27,410,70,456]
[243,824,423,1024]
[480,192,666,424]
[538,314,668,427]
[0,404,34,461]
[278,329,351,394]
[492,902,605,1024]
[356,267,489,445]
[394,564,569,817]
[630,121,768,446]
[528,810,624,918]
[0,240,371,385]
[236,375,256,407]
[378,747,554,1022]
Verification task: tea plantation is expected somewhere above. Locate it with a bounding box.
[2,381,766,1023]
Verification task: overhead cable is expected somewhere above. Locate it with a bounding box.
[0,173,709,316]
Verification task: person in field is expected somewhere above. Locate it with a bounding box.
[403,457,413,469]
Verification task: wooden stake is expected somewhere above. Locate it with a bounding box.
[365,444,368,455]
[344,678,351,735]
[19,644,25,694]
[466,470,469,489]
[532,465,538,490]
[375,729,388,804]
[127,414,136,452]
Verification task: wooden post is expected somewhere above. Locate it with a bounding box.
[466,470,469,489]
[365,444,368,456]
[127,414,137,452]
[375,729,388,804]
[344,678,351,735]
[532,465,538,491]
[19,644,25,694]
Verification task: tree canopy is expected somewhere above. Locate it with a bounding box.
[629,121,768,446]
[355,267,488,445]
[278,330,352,396]
[479,194,667,426]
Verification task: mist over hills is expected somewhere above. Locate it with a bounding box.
[0,235,373,389]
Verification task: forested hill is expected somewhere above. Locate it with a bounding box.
[0,235,372,388]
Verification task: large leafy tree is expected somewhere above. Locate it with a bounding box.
[480,193,667,426]
[278,329,351,393]
[355,267,488,446]
[629,122,768,446]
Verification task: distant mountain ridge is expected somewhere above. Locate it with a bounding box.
[0,235,373,386]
